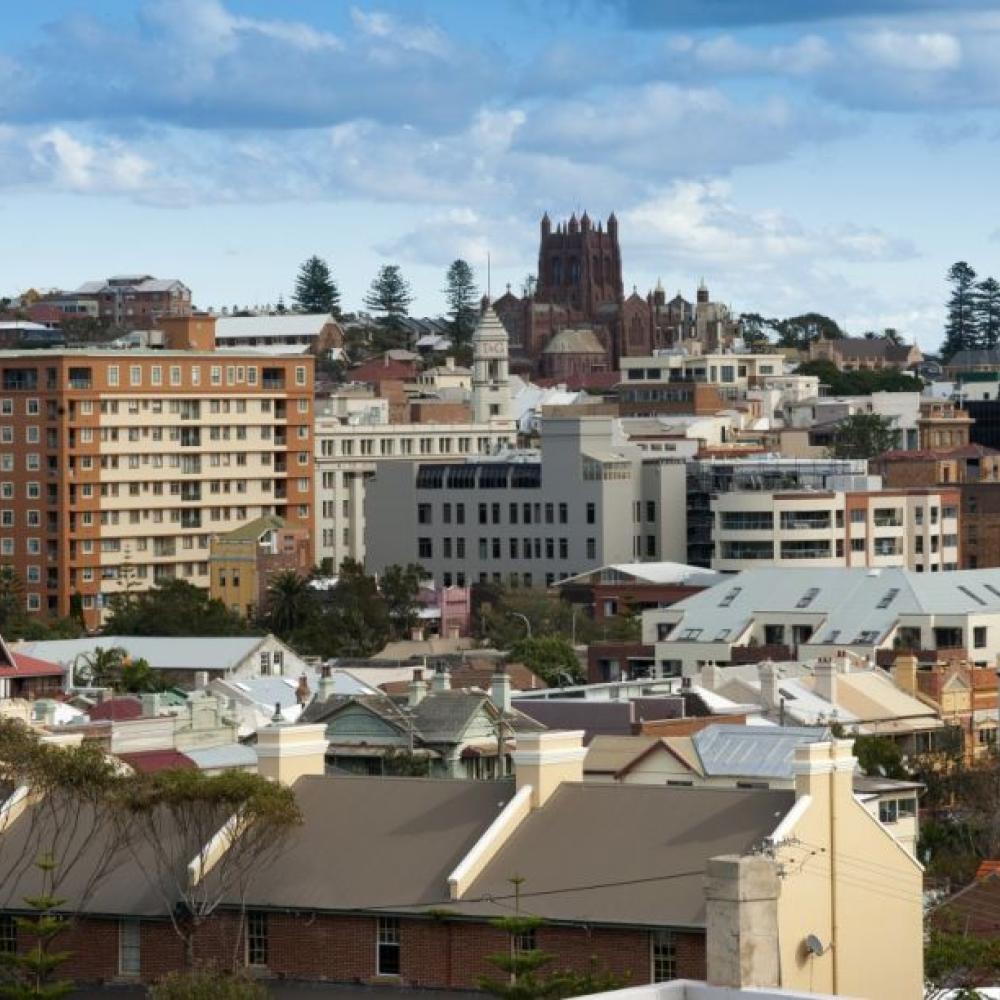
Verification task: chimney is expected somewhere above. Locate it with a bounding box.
[318,664,336,701]
[159,314,216,351]
[490,664,512,714]
[410,627,425,642]
[814,657,837,705]
[431,666,451,693]
[512,730,586,809]
[446,356,455,370]
[758,660,780,712]
[140,693,161,718]
[255,721,328,785]
[447,624,461,640]
[892,654,918,695]
[700,660,723,691]
[295,673,311,706]
[194,670,210,690]
[408,668,428,707]
[793,737,856,803]
[705,854,781,989]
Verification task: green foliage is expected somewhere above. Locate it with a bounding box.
[364,264,414,344]
[478,915,629,1000]
[795,358,924,395]
[293,255,340,317]
[444,259,479,345]
[0,566,24,633]
[943,261,978,361]
[77,646,163,693]
[382,749,431,777]
[851,734,908,780]
[509,636,582,687]
[828,412,900,460]
[0,858,72,1000]
[263,570,316,637]
[925,926,1000,996]
[150,966,267,1000]
[104,579,258,636]
[974,276,1000,351]
[379,562,425,639]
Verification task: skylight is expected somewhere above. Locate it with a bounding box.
[718,587,742,608]
[958,585,987,607]
[796,587,820,609]
[876,588,900,609]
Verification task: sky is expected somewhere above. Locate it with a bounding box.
[2,1,1000,349]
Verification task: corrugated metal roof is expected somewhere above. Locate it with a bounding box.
[692,724,826,778]
[184,744,258,770]
[214,314,335,338]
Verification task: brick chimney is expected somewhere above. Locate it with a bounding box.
[255,721,328,785]
[490,664,512,713]
[160,314,216,351]
[295,674,311,706]
[512,730,586,809]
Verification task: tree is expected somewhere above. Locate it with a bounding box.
[0,566,24,632]
[509,636,582,687]
[851,734,908,780]
[925,925,1000,998]
[263,571,316,638]
[104,580,258,636]
[292,256,340,317]
[444,259,479,345]
[795,358,923,395]
[118,657,164,694]
[738,313,775,351]
[124,769,302,967]
[974,276,1000,351]
[150,967,266,1000]
[943,261,978,360]
[78,645,129,689]
[828,413,900,460]
[379,563,425,639]
[775,313,843,350]
[363,265,414,344]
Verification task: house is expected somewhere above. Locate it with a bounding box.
[299,665,546,779]
[807,335,921,371]
[0,729,922,996]
[213,314,342,356]
[584,724,923,856]
[645,566,1000,675]
[557,562,724,623]
[12,634,308,690]
[0,635,63,699]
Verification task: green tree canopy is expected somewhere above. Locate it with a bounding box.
[943,261,978,361]
[795,358,923,395]
[509,636,582,686]
[974,276,1000,351]
[379,562,425,639]
[364,265,414,344]
[263,570,317,638]
[293,255,340,317]
[104,580,259,636]
[829,412,900,460]
[444,259,479,345]
[775,313,844,349]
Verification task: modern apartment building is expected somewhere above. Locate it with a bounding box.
[364,413,689,588]
[0,316,313,627]
[713,487,961,572]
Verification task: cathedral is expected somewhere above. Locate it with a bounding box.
[492,212,738,378]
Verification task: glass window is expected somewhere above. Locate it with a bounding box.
[246,911,268,967]
[377,917,401,976]
[651,931,676,982]
[119,920,141,976]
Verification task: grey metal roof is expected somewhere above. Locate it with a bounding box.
[14,635,274,672]
[664,567,1000,649]
[692,724,827,779]
[214,314,335,338]
[184,744,259,770]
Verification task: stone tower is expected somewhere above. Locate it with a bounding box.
[534,212,624,318]
[471,302,511,424]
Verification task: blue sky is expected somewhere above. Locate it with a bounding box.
[2,1,1000,348]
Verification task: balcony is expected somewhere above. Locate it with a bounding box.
[181,512,202,529]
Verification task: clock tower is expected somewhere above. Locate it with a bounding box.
[472,300,511,424]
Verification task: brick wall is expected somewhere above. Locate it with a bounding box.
[26,912,706,989]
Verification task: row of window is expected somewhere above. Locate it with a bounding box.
[319,435,506,458]
[719,505,957,532]
[0,452,311,473]
[418,536,590,562]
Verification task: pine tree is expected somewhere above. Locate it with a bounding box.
[364,265,414,343]
[942,261,978,360]
[444,259,479,345]
[293,256,340,317]
[974,276,1000,351]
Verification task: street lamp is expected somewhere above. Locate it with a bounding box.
[510,612,532,640]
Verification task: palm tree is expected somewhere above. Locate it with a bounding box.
[264,571,314,637]
[80,646,128,688]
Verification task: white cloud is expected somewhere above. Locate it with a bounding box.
[29,128,152,194]
[691,34,833,75]
[856,29,961,72]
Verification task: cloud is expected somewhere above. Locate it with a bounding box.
[856,29,961,71]
[0,0,497,132]
[27,128,153,194]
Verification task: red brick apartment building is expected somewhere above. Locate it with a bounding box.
[0,316,313,628]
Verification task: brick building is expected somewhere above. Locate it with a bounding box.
[49,274,192,331]
[0,315,313,628]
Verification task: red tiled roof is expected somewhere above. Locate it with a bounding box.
[88,697,143,721]
[976,860,1000,880]
[117,750,195,773]
[0,653,64,679]
[878,443,1000,462]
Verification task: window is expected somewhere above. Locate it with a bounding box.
[129,365,142,386]
[514,927,537,954]
[417,503,432,525]
[558,502,568,524]
[246,911,268,967]
[975,626,988,649]
[586,502,595,524]
[119,920,141,976]
[260,651,271,674]
[377,917,401,976]
[418,538,433,559]
[0,915,15,954]
[651,931,676,982]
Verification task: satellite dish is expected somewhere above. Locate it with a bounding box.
[804,934,826,957]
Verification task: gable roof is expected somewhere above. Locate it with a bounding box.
[214,315,336,339]
[542,328,606,355]
[692,724,826,778]
[558,561,724,588]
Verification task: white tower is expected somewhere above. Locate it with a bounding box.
[471,302,510,424]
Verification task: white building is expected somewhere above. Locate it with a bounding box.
[213,314,341,354]
[712,485,960,572]
[643,565,1000,676]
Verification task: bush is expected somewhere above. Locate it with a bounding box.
[150,966,267,1000]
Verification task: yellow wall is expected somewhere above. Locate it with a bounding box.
[774,742,923,1000]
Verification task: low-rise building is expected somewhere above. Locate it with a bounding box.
[712,486,960,572]
[209,515,311,619]
[212,313,342,355]
[807,335,921,371]
[644,566,1000,675]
